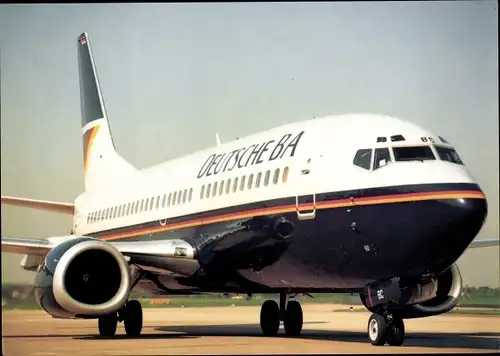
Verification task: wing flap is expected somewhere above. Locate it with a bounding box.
[1,196,74,215]
[1,237,54,255]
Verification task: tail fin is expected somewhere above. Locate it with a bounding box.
[77,32,136,191]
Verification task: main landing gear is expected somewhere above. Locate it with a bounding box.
[367,312,405,346]
[260,293,303,337]
[98,300,143,337]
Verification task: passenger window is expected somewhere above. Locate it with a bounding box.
[264,170,271,186]
[183,189,187,203]
[213,182,218,197]
[219,181,224,196]
[177,190,182,205]
[226,179,231,194]
[162,194,167,208]
[273,168,280,184]
[248,174,254,189]
[233,177,238,193]
[256,172,262,188]
[240,175,246,191]
[200,185,205,200]
[156,196,160,209]
[139,199,144,212]
[374,148,392,169]
[126,203,131,215]
[172,191,177,206]
[149,196,154,210]
[353,149,372,170]
[188,188,193,202]
[135,201,140,214]
[112,207,117,218]
[393,146,435,162]
[118,205,122,217]
[167,193,172,207]
[282,167,289,183]
[106,208,111,219]
[206,184,211,199]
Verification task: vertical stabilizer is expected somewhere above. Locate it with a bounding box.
[77,33,136,191]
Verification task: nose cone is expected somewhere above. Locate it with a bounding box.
[428,196,488,273]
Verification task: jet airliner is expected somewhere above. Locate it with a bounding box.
[2,33,498,346]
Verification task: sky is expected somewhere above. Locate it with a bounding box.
[0,2,498,287]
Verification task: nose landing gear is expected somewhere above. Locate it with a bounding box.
[97,299,143,337]
[367,312,405,346]
[259,293,304,337]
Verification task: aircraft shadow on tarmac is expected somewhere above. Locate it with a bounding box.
[68,322,500,351]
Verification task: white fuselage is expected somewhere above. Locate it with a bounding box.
[73,113,477,240]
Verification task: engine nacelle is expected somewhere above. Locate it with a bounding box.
[401,263,462,319]
[34,237,131,319]
[360,263,463,319]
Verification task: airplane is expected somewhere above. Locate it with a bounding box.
[1,32,498,346]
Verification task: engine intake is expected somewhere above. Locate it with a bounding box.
[403,263,462,318]
[34,237,131,318]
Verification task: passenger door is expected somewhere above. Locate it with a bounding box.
[294,156,317,220]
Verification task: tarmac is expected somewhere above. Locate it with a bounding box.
[2,304,500,355]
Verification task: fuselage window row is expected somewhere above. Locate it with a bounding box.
[199,166,290,200]
[86,187,195,224]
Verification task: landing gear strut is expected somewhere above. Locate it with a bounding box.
[367,312,405,346]
[97,299,143,337]
[260,293,303,337]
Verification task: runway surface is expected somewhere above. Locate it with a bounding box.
[2,304,499,355]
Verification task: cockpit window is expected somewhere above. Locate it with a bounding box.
[435,146,463,165]
[353,149,372,170]
[393,146,435,162]
[374,148,392,169]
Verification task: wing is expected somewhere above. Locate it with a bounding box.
[468,238,499,248]
[1,235,197,273]
[1,196,74,215]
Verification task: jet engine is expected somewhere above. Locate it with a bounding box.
[401,263,462,318]
[34,237,131,319]
[360,263,463,319]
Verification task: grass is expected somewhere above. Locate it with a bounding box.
[3,293,499,315]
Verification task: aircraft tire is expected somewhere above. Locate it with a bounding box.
[367,313,388,346]
[124,300,143,337]
[260,300,280,336]
[283,300,303,337]
[386,317,405,346]
[98,313,117,337]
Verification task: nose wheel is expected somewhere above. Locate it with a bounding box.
[259,293,303,337]
[97,299,143,337]
[367,312,405,346]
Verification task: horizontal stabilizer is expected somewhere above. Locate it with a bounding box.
[1,196,74,215]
